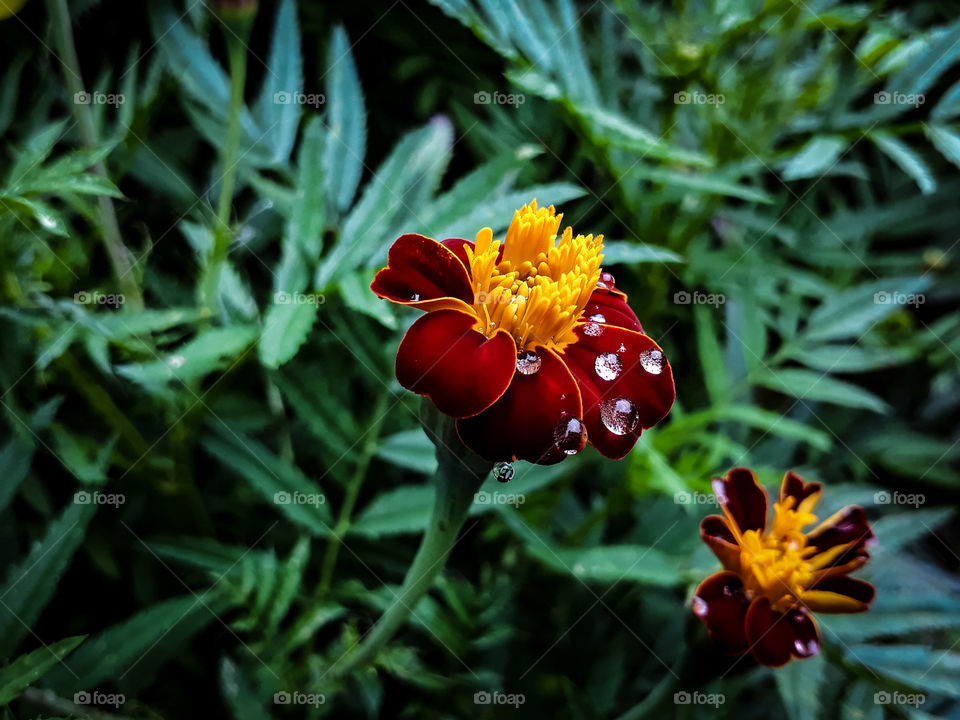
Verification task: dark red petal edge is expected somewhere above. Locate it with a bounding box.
[371,233,474,310]
[693,571,750,655]
[711,467,768,534]
[700,515,741,573]
[582,287,643,333]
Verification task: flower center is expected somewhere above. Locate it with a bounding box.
[465,201,604,352]
[738,498,819,611]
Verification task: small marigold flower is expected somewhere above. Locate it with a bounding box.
[694,468,876,667]
[371,201,676,463]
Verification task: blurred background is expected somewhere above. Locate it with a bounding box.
[0,0,958,717]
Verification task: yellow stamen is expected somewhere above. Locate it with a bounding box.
[465,200,604,352]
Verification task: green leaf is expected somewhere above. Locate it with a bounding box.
[871,131,936,194]
[844,644,960,699]
[14,173,124,199]
[924,124,960,170]
[576,106,713,167]
[601,241,684,265]
[264,536,310,636]
[340,270,397,329]
[253,0,302,163]
[280,115,326,286]
[885,20,960,98]
[0,436,34,513]
[785,344,913,373]
[751,367,890,413]
[376,429,437,474]
[201,428,332,534]
[776,652,826,720]
[781,136,848,181]
[0,500,97,656]
[220,658,272,720]
[115,325,258,386]
[322,25,366,214]
[0,195,68,236]
[0,636,85,706]
[632,165,774,203]
[259,300,318,369]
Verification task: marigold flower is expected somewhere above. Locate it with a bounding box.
[371,201,675,463]
[694,468,876,667]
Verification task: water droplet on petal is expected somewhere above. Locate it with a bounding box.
[639,348,665,375]
[583,322,603,337]
[409,293,421,301]
[553,414,587,456]
[516,350,542,375]
[600,397,639,436]
[588,313,606,323]
[597,271,616,291]
[493,461,514,483]
[594,352,622,381]
[692,596,708,617]
[793,637,819,656]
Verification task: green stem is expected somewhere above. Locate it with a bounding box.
[202,34,247,311]
[316,395,390,598]
[48,0,143,311]
[330,411,490,679]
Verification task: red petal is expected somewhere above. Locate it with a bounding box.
[779,470,821,507]
[712,467,767,534]
[806,506,875,553]
[581,287,643,333]
[456,348,582,463]
[700,515,741,572]
[692,571,750,655]
[396,310,515,418]
[744,597,794,667]
[371,233,475,313]
[561,324,675,459]
[440,238,473,272]
[786,607,820,658]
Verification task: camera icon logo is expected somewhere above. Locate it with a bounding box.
[74,91,92,105]
[274,691,291,704]
[74,291,91,304]
[674,492,691,505]
[673,91,690,104]
[874,91,891,105]
[874,291,891,304]
[74,491,92,505]
[74,691,92,704]
[473,91,491,105]
[673,290,691,305]
[274,291,291,304]
[874,691,891,704]
[474,491,490,505]
[874,491,892,505]
[274,91,291,105]
[674,691,692,704]
[474,691,491,704]
[274,491,291,505]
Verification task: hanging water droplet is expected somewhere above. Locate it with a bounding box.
[600,397,639,436]
[493,461,514,483]
[597,271,616,291]
[553,414,587,456]
[588,313,606,323]
[516,350,542,375]
[594,352,622,381]
[692,596,708,617]
[583,322,603,337]
[617,343,626,353]
[409,292,421,301]
[639,348,665,375]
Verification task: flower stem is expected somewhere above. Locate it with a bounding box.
[330,409,490,679]
[202,33,247,310]
[48,0,143,311]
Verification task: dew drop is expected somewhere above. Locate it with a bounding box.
[794,637,819,656]
[516,350,542,375]
[493,461,514,483]
[600,397,639,436]
[553,414,587,456]
[588,313,606,323]
[597,271,616,291]
[583,322,603,337]
[639,348,665,375]
[409,293,421,301]
[594,352,622,381]
[168,355,186,368]
[692,596,708,617]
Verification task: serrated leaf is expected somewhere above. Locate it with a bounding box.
[0,636,85,706]
[322,25,366,213]
[376,429,437,474]
[802,277,930,343]
[776,652,826,720]
[601,241,683,265]
[264,536,310,635]
[254,0,302,163]
[924,124,960,170]
[752,368,890,413]
[259,300,318,369]
[781,136,848,181]
[871,131,936,194]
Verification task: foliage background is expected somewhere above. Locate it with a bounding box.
[0,0,958,717]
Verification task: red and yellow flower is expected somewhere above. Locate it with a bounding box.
[694,467,875,666]
[371,201,675,463]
